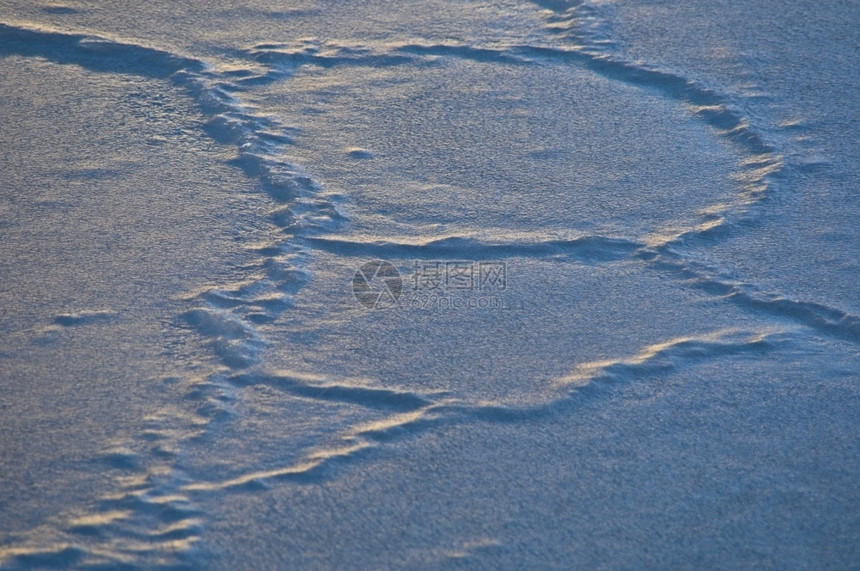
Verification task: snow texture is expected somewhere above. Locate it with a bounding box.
[1,1,858,568]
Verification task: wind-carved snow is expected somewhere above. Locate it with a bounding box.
[0,0,857,567]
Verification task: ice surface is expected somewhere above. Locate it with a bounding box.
[1,1,858,568]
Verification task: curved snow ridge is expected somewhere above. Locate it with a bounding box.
[0,545,89,570]
[246,34,782,249]
[306,234,641,263]
[17,375,262,567]
[306,231,860,346]
[0,329,784,566]
[182,404,448,492]
[531,0,786,245]
[178,241,317,367]
[71,488,203,562]
[0,489,206,568]
[0,25,341,370]
[180,307,264,369]
[73,403,218,566]
[0,23,331,564]
[361,37,781,161]
[0,21,332,323]
[646,252,860,345]
[418,42,780,246]
[171,328,790,494]
[229,371,445,412]
[458,329,788,423]
[553,329,776,389]
[195,78,326,207]
[0,403,215,569]
[0,22,334,237]
[21,245,444,560]
[0,22,202,78]
[514,44,783,227]
[178,62,342,372]
[731,293,860,344]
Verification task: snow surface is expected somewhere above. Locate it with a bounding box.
[0,0,858,568]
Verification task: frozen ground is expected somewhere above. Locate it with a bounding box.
[0,1,858,568]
